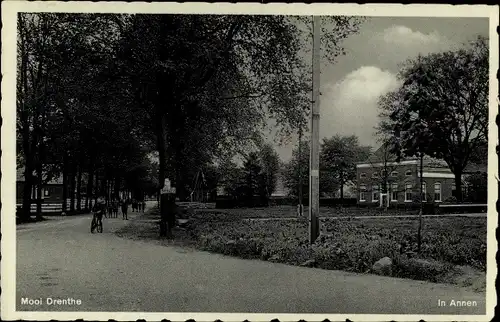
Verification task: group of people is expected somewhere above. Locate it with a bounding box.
[93,198,147,221]
[91,198,148,233]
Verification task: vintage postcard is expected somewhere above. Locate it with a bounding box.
[1,1,498,321]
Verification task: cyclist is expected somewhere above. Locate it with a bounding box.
[91,199,106,233]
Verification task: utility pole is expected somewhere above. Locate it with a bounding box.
[309,15,321,244]
[417,152,424,253]
[297,126,304,217]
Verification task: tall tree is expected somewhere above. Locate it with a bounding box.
[258,143,281,204]
[378,36,488,202]
[320,135,371,201]
[115,14,364,192]
[283,140,310,200]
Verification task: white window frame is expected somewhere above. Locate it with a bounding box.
[405,184,412,202]
[360,172,367,179]
[405,170,412,177]
[391,183,398,201]
[390,171,398,177]
[372,172,379,179]
[434,182,442,202]
[359,184,367,202]
[422,182,427,202]
[372,185,379,202]
[44,188,50,197]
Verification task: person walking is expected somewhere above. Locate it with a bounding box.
[121,199,129,220]
[141,200,146,213]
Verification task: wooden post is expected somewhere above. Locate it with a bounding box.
[309,15,321,244]
[418,152,424,253]
[298,126,303,216]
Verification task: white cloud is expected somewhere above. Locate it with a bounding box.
[365,25,455,72]
[381,25,442,47]
[320,66,400,147]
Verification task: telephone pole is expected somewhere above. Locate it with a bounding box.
[309,15,321,244]
[297,126,303,217]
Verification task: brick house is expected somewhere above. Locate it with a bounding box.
[355,145,459,207]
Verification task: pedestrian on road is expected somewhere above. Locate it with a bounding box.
[121,200,129,220]
[141,200,146,213]
[113,200,119,217]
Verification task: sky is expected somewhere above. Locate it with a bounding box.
[266,16,489,163]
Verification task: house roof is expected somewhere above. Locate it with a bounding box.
[16,167,64,185]
[361,144,447,167]
[359,144,487,173]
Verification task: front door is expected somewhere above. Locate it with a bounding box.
[380,193,388,208]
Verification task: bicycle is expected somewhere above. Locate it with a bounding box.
[90,211,103,233]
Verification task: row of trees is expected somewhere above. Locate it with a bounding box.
[17,14,159,220]
[17,13,364,221]
[218,143,281,206]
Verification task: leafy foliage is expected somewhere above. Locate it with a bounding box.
[320,135,371,198]
[16,13,364,222]
[378,36,489,201]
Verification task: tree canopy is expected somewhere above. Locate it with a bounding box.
[16,12,365,224]
[377,36,488,201]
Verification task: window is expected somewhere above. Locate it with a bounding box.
[44,188,50,197]
[405,170,412,177]
[372,185,379,202]
[434,182,442,202]
[391,183,398,201]
[381,169,387,177]
[360,173,367,179]
[451,183,457,198]
[421,182,427,202]
[391,171,398,177]
[405,184,412,202]
[372,172,379,179]
[359,184,367,202]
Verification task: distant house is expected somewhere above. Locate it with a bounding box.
[16,167,64,205]
[355,145,486,207]
[16,167,86,213]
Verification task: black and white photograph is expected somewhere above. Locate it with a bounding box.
[1,2,498,321]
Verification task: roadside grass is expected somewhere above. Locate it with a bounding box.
[115,206,487,291]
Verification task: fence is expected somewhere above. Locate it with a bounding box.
[16,199,88,214]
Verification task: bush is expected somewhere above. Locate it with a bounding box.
[392,256,456,283]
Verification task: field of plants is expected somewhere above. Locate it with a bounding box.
[182,210,487,284]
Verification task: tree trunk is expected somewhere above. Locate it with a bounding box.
[340,183,344,204]
[69,162,76,212]
[114,176,121,201]
[76,165,83,211]
[94,170,99,205]
[36,161,43,219]
[454,170,463,202]
[62,154,68,212]
[86,163,94,210]
[21,168,34,221]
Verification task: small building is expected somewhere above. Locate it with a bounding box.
[16,167,64,205]
[355,145,468,207]
[16,167,85,213]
